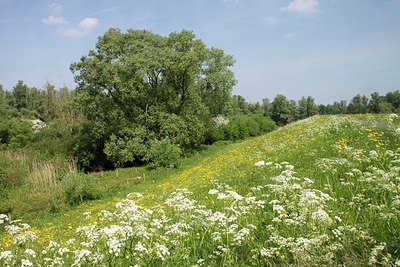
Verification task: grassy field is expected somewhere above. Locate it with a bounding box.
[1,114,400,266]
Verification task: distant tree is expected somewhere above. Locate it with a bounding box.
[347,94,369,114]
[271,94,291,125]
[0,84,9,117]
[43,82,58,120]
[368,92,393,113]
[26,86,45,118]
[298,96,318,119]
[386,91,400,112]
[324,101,347,114]
[230,95,250,115]
[12,80,29,111]
[248,102,263,115]
[369,92,382,113]
[262,98,272,117]
[318,104,328,115]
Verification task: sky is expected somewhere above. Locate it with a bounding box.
[0,0,400,104]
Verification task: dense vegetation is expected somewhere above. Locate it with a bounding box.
[1,114,400,266]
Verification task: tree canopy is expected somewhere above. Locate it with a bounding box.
[70,29,237,169]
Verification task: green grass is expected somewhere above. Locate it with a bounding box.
[1,114,400,266]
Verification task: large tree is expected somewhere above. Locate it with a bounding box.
[70,28,236,169]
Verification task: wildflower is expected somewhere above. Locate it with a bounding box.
[0,250,13,261]
[58,248,69,256]
[0,214,9,224]
[25,249,36,258]
[211,232,222,241]
[21,259,33,267]
[369,242,386,265]
[334,216,342,223]
[389,113,398,122]
[369,150,378,159]
[208,189,219,195]
[311,209,333,225]
[154,243,170,261]
[135,242,148,254]
[83,211,91,219]
[213,115,229,127]
[67,239,76,245]
[254,160,265,167]
[260,247,279,258]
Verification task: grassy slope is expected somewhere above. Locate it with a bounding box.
[1,114,400,266]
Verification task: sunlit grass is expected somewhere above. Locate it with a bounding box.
[1,114,400,266]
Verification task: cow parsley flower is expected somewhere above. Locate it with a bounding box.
[254,160,265,167]
[21,259,33,267]
[25,249,36,258]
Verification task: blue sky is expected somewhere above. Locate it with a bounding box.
[1,0,399,104]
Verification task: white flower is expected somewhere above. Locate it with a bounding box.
[369,150,378,159]
[0,250,13,260]
[208,189,219,195]
[58,247,69,256]
[254,160,265,167]
[213,115,229,127]
[21,259,33,267]
[369,242,386,265]
[0,214,9,224]
[25,249,36,258]
[135,242,148,254]
[154,243,170,261]
[389,113,398,122]
[334,216,342,223]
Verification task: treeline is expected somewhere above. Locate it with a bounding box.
[2,78,398,171]
[0,82,275,172]
[259,91,400,126]
[1,28,399,172]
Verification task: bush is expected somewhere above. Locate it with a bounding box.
[146,138,182,168]
[0,118,34,149]
[207,114,276,142]
[62,173,102,207]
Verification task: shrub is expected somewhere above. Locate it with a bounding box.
[62,173,101,207]
[146,138,182,168]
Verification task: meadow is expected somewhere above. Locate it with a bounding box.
[1,114,400,266]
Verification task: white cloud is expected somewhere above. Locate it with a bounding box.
[79,17,98,29]
[42,4,99,37]
[42,15,68,25]
[50,3,63,16]
[60,17,99,37]
[42,3,68,25]
[281,0,320,15]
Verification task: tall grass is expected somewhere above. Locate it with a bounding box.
[29,159,77,192]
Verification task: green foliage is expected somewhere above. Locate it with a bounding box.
[70,28,236,169]
[104,127,147,168]
[61,173,101,207]
[146,138,182,168]
[297,96,318,119]
[347,94,369,114]
[0,118,34,149]
[271,94,292,125]
[207,114,276,143]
